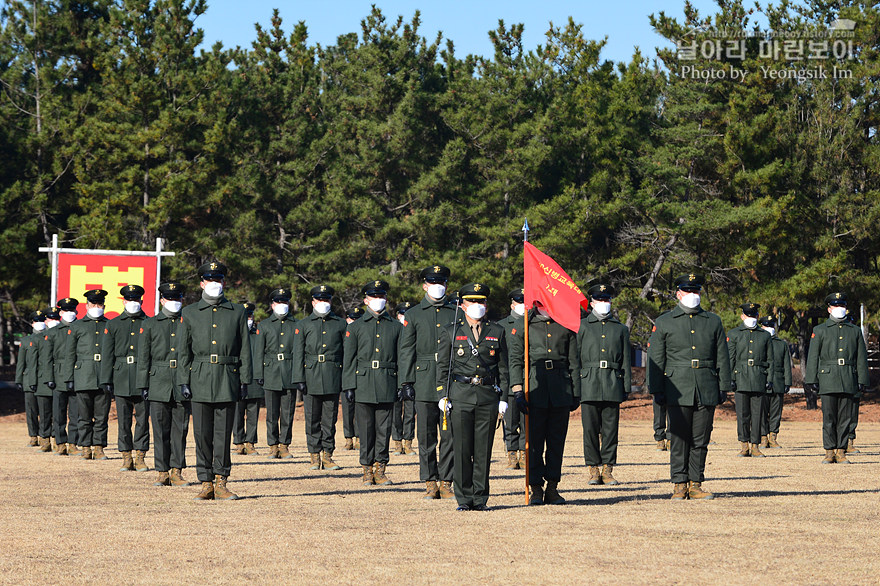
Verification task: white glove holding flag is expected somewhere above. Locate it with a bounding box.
[498,401,508,416]
[438,397,451,413]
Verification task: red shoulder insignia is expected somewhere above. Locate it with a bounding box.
[652,326,656,332]
[345,331,350,337]
[44,335,48,341]
[647,342,651,348]
[811,333,815,338]
[403,320,408,327]
[29,341,33,347]
[295,328,299,334]
[104,328,109,334]
[726,337,729,342]
[67,329,72,335]
[256,329,260,335]
[511,328,516,335]
[139,327,144,334]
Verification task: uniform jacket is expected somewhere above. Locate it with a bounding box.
[437,318,510,406]
[768,336,792,394]
[41,322,76,387]
[253,312,297,391]
[508,314,578,408]
[399,296,459,401]
[292,311,346,395]
[342,309,403,404]
[15,333,42,390]
[727,324,774,394]
[178,297,253,403]
[136,311,186,403]
[647,305,731,406]
[102,310,148,398]
[804,318,869,395]
[64,315,110,392]
[576,313,631,403]
[246,327,265,399]
[495,312,519,394]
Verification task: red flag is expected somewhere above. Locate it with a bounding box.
[523,242,586,332]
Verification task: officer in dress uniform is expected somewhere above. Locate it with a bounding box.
[436,283,509,511]
[498,289,526,470]
[341,307,364,450]
[103,284,151,472]
[138,282,192,487]
[294,285,346,471]
[43,298,80,455]
[758,315,791,449]
[233,303,263,455]
[728,302,774,458]
[577,284,631,487]
[391,301,417,457]
[804,292,869,464]
[33,308,56,452]
[178,262,252,500]
[342,280,404,487]
[844,310,862,455]
[16,309,47,448]
[647,274,731,500]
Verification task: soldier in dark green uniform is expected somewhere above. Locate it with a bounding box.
[33,307,57,452]
[728,302,774,458]
[391,301,417,457]
[577,284,631,486]
[43,300,80,455]
[436,283,508,511]
[498,288,526,470]
[804,292,869,464]
[647,274,731,500]
[233,303,263,455]
[509,300,579,506]
[294,285,346,471]
[103,284,151,472]
[254,288,297,460]
[64,289,111,460]
[844,310,862,455]
[758,315,791,448]
[341,307,364,450]
[16,309,47,449]
[399,265,458,499]
[137,282,191,487]
[342,280,404,487]
[178,262,252,500]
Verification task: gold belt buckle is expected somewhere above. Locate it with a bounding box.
[169,359,177,369]
[277,353,285,361]
[126,356,135,364]
[691,359,700,368]
[747,358,754,367]
[544,360,554,370]
[317,354,325,363]
[210,354,219,364]
[472,375,482,385]
[93,353,102,362]
[599,360,608,369]
[838,358,846,366]
[371,360,379,369]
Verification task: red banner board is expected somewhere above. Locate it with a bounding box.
[57,253,156,319]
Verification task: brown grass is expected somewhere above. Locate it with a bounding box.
[0,410,878,585]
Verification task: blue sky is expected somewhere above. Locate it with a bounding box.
[195,0,723,64]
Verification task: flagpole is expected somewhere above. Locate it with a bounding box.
[522,219,531,505]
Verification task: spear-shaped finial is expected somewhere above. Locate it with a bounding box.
[522,218,530,242]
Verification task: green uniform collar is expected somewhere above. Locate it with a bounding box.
[307,311,341,321]
[586,313,620,324]
[362,309,392,322]
[670,305,708,319]
[197,297,233,311]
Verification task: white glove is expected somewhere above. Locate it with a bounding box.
[438,397,451,413]
[498,401,508,415]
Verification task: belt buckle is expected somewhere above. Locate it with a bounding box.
[371,360,379,369]
[169,359,177,369]
[838,358,845,366]
[472,375,482,385]
[599,360,608,369]
[691,359,700,369]
[277,353,285,361]
[317,354,325,363]
[126,356,135,364]
[93,353,101,362]
[544,360,554,370]
[747,358,754,367]
[210,354,219,364]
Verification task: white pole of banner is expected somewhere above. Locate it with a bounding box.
[861,303,867,344]
[49,234,59,306]
[155,238,163,315]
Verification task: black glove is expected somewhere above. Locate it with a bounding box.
[765,381,773,391]
[569,398,580,412]
[293,382,307,395]
[653,393,667,406]
[66,381,74,392]
[401,383,415,401]
[730,380,737,393]
[256,378,264,387]
[15,383,23,392]
[719,391,728,404]
[141,388,149,401]
[29,385,36,392]
[805,382,818,393]
[180,384,192,400]
[784,385,790,394]
[104,383,114,394]
[513,390,528,414]
[46,381,56,390]
[344,389,355,403]
[239,384,248,400]
[858,384,867,393]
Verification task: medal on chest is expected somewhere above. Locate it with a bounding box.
[457,347,465,357]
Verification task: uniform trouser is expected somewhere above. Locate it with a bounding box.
[848,396,860,441]
[150,399,190,472]
[652,401,668,441]
[391,399,415,441]
[233,398,261,445]
[667,403,715,483]
[451,402,497,508]
[761,394,784,436]
[414,399,454,482]
[265,389,295,446]
[581,401,620,466]
[77,389,109,447]
[503,396,526,451]
[355,402,392,466]
[820,393,853,450]
[304,394,339,453]
[528,406,570,483]
[341,395,357,438]
[54,390,79,446]
[117,395,150,452]
[24,392,39,437]
[191,401,235,482]
[36,395,53,438]
[735,391,764,444]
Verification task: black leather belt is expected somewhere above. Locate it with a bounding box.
[453,374,496,386]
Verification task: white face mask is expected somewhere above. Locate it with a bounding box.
[60,311,77,323]
[273,303,289,317]
[398,315,406,324]
[427,284,446,299]
[87,306,104,318]
[465,303,487,320]
[313,301,331,316]
[164,300,182,313]
[536,306,551,318]
[592,301,612,315]
[204,281,223,297]
[124,301,142,314]
[33,322,47,332]
[367,298,387,313]
[46,319,60,329]
[830,306,847,320]
[513,303,525,317]
[680,293,701,309]
[743,317,758,329]
[247,318,254,329]
[762,326,776,337]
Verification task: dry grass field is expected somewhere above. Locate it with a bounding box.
[1,403,878,585]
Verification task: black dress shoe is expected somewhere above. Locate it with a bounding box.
[472,504,489,511]
[455,504,471,511]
